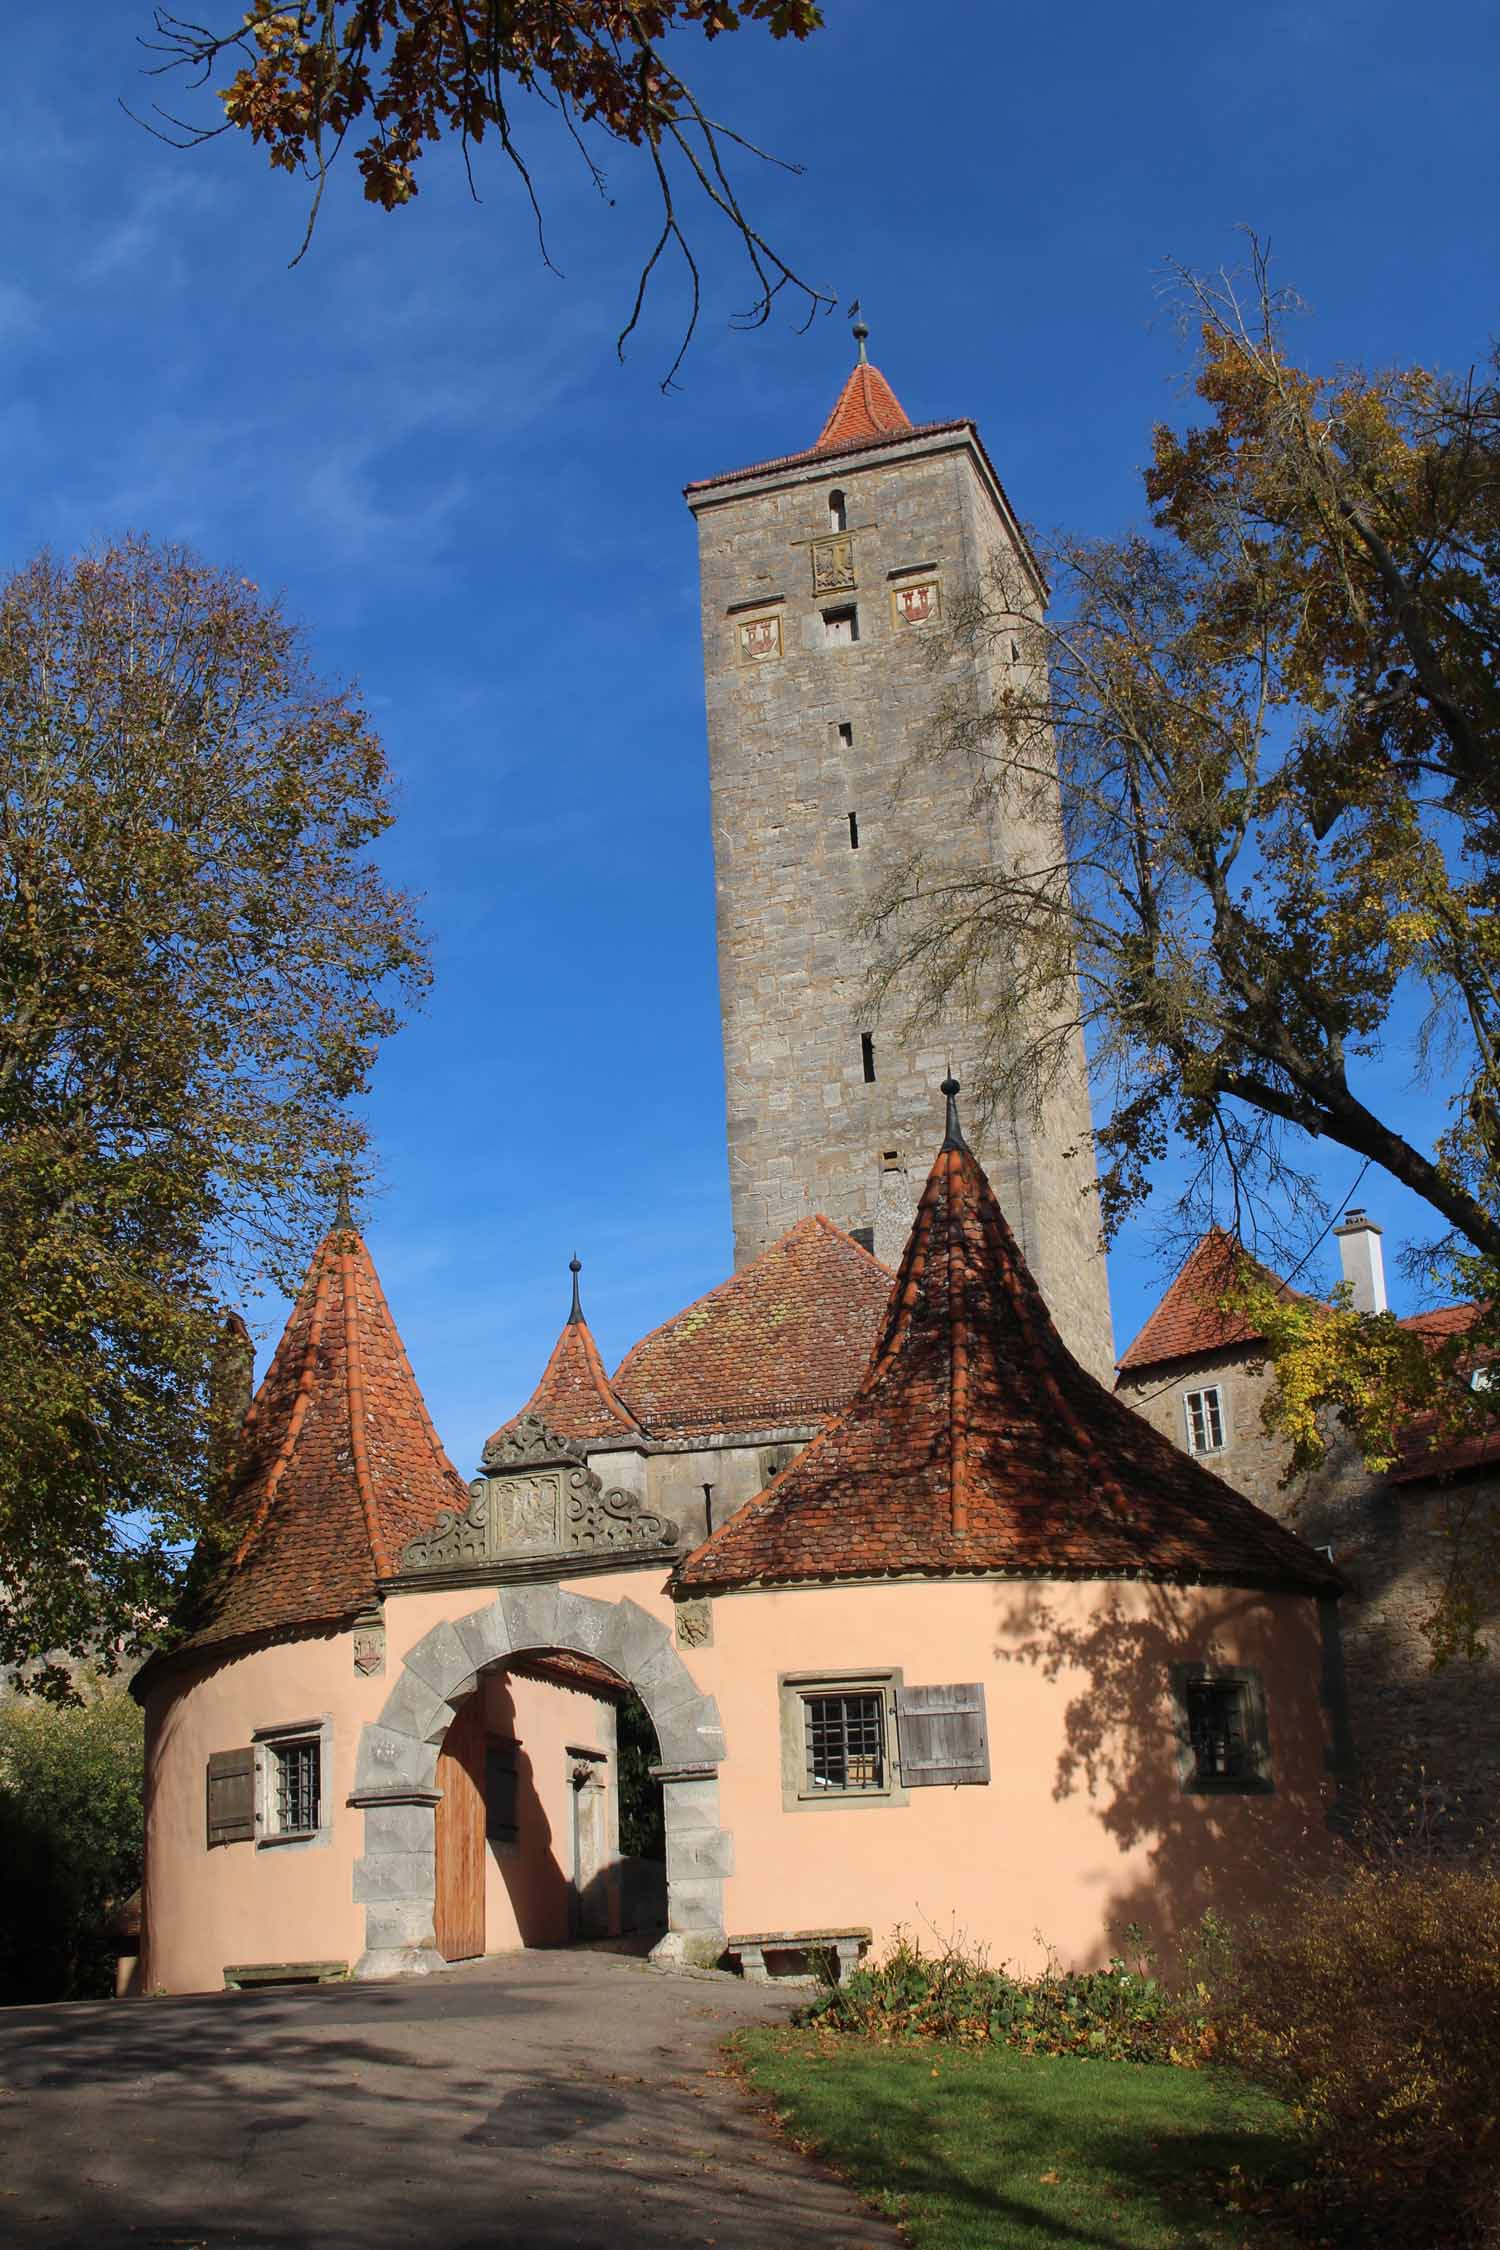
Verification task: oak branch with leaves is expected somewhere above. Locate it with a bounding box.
[139,1,831,384]
[862,245,1500,1588]
[0,539,428,1691]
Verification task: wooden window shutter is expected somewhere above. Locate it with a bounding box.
[206,1747,256,1846]
[895,1683,990,1787]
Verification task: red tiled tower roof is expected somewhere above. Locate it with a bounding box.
[1115,1228,1302,1374]
[174,1218,471,1655]
[675,1097,1339,1595]
[612,1217,893,1439]
[488,1260,643,1451]
[813,352,912,452]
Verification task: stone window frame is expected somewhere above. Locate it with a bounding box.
[778,1668,908,1812]
[1183,1381,1228,1457]
[253,1716,334,1851]
[1169,1663,1275,1797]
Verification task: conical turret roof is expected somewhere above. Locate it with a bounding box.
[813,352,912,452]
[176,1216,471,1655]
[487,1260,643,1451]
[675,1097,1340,1595]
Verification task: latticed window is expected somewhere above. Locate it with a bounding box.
[805,1691,885,1792]
[1184,1384,1226,1455]
[1185,1680,1247,1782]
[273,1739,321,1835]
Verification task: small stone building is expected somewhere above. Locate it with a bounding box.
[1116,1222,1500,1825]
[136,1093,1343,1995]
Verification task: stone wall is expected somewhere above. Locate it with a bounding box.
[688,428,1113,1380]
[1118,1347,1500,1833]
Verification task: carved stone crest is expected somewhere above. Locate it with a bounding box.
[352,1615,386,1677]
[891,578,940,628]
[399,1416,680,1575]
[811,535,855,594]
[736,613,782,663]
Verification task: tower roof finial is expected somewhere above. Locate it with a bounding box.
[568,1254,583,1326]
[941,1075,967,1152]
[849,297,869,364]
[333,1170,355,1232]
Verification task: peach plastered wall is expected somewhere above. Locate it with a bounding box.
[666,1575,1337,1971]
[143,1593,617,1995]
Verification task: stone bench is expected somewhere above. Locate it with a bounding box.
[223,1960,350,1991]
[725,1928,872,1984]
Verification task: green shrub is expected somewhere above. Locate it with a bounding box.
[805,1925,1214,2065]
[1221,1862,1500,2245]
[0,1683,144,2001]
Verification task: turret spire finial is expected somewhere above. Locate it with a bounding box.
[568,1254,583,1326]
[333,1170,355,1231]
[941,1075,967,1152]
[849,297,869,364]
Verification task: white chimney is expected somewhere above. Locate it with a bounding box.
[1333,1208,1387,1315]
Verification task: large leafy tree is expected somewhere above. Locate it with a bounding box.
[863,247,1500,1605]
[139,2,831,382]
[0,538,427,1691]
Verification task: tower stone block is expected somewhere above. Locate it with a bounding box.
[685,358,1114,1378]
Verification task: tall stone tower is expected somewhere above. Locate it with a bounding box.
[684,331,1114,1378]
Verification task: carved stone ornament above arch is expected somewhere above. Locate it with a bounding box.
[400,1416,679,1574]
[349,1586,729,1979]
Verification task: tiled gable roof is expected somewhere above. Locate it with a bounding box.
[488,1264,643,1451]
[174,1220,471,1656]
[814,355,912,451]
[1116,1228,1302,1373]
[676,1105,1339,1596]
[611,1217,893,1438]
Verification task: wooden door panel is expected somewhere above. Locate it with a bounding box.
[434,1695,485,1962]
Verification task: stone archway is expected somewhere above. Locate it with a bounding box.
[350,1585,729,1979]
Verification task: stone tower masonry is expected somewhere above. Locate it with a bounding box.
[684,334,1115,1379]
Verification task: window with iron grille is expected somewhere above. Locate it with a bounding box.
[780,1671,905,1808]
[804,1691,886,1792]
[1184,1384,1226,1455]
[272,1738,321,1835]
[253,1719,331,1845]
[1186,1681,1246,1782]
[1172,1665,1272,1794]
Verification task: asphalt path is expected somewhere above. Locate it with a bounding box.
[0,1949,899,2250]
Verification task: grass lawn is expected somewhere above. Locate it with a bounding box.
[735,2026,1305,2250]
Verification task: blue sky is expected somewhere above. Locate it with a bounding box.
[5,4,1497,1469]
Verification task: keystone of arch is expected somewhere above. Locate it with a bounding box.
[352,1587,729,1979]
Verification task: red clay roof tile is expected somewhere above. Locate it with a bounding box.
[611,1217,893,1439]
[814,356,913,451]
[175,1220,471,1655]
[1116,1229,1303,1372]
[489,1270,643,1451]
[676,1118,1339,1596]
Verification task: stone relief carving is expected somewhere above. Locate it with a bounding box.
[399,1419,679,1574]
[480,1410,576,1472]
[811,535,855,593]
[675,1598,714,1649]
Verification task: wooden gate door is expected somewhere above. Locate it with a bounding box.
[434,1695,485,1962]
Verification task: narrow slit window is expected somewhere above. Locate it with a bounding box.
[837,721,853,748]
[861,1031,876,1083]
[828,489,847,533]
[823,606,859,647]
[848,811,860,849]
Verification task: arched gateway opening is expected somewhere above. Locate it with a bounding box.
[350,1588,728,1979]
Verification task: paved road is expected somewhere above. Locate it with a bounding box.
[0,1950,899,2250]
